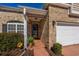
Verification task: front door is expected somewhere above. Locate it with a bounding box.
[32,24,39,39]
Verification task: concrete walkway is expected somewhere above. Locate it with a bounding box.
[62,44,79,56]
[34,40,49,56]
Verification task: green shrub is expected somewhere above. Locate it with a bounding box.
[51,43,62,55]
[28,36,34,44]
[0,32,24,52]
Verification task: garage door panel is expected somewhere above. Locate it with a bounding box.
[56,25,79,46]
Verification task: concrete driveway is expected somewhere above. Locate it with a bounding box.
[62,44,79,56]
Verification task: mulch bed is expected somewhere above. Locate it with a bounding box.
[0,49,24,56]
[0,48,34,56]
[22,48,34,56]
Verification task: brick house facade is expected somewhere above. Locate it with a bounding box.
[45,3,79,49]
[0,3,79,50]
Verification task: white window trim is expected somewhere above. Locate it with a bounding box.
[7,22,24,33]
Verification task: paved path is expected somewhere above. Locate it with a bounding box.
[62,44,79,56]
[34,40,49,56]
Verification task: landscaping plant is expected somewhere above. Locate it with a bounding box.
[28,36,34,47]
[17,42,23,49]
[51,43,62,55]
[0,32,24,52]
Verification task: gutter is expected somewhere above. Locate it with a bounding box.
[18,5,47,12]
[49,3,71,9]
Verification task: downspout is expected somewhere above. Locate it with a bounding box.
[71,3,73,12]
[23,8,28,49]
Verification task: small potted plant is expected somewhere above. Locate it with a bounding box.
[51,43,62,56]
[28,36,34,48]
[27,36,34,55]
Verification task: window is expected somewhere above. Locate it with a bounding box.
[17,24,24,34]
[8,24,16,32]
[7,22,24,34]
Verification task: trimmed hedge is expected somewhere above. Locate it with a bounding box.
[0,32,24,52]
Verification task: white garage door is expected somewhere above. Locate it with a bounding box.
[56,22,79,46]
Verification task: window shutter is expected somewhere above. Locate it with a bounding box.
[2,24,7,32]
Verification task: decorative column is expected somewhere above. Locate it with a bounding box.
[23,8,28,49]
